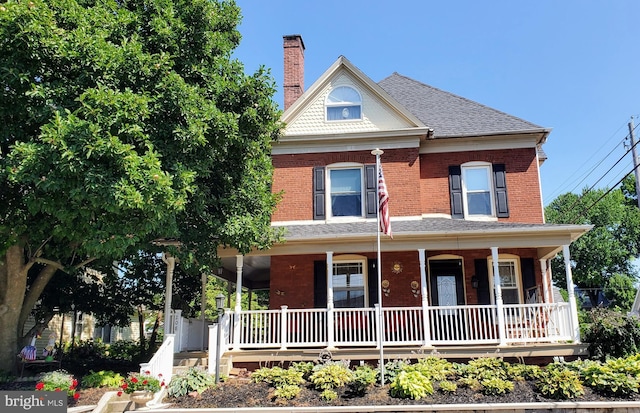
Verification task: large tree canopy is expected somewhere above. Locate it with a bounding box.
[545,175,640,305]
[0,0,281,372]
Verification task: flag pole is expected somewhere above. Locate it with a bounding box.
[371,148,385,386]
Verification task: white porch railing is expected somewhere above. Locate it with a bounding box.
[228,303,572,350]
[139,334,175,406]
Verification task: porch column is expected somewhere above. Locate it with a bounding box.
[539,259,550,303]
[418,249,432,347]
[326,252,335,349]
[563,245,581,342]
[492,247,507,346]
[162,253,176,334]
[232,254,243,349]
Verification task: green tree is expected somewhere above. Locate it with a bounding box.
[0,0,281,373]
[545,175,640,305]
[603,273,637,312]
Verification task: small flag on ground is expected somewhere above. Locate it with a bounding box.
[378,165,392,238]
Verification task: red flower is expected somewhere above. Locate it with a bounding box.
[121,383,128,390]
[35,382,44,391]
[73,392,80,400]
[117,391,123,397]
[144,370,151,375]
[72,379,78,388]
[161,381,165,387]
[158,373,163,377]
[142,380,148,385]
[131,377,139,384]
[54,388,61,392]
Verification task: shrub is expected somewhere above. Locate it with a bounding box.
[480,377,514,396]
[583,308,640,360]
[389,370,433,400]
[348,365,378,395]
[251,366,304,388]
[506,363,542,381]
[290,362,315,380]
[167,367,216,398]
[36,370,79,400]
[438,380,457,393]
[273,384,301,400]
[408,357,454,381]
[383,359,411,383]
[81,370,124,388]
[320,389,338,401]
[309,362,353,391]
[536,364,584,399]
[579,357,640,397]
[107,340,142,362]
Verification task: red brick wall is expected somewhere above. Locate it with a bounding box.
[272,148,421,222]
[270,249,541,309]
[420,148,543,223]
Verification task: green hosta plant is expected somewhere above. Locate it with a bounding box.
[309,362,354,391]
[320,389,338,402]
[348,365,378,396]
[290,362,315,380]
[480,377,514,396]
[579,358,640,397]
[81,370,124,388]
[408,357,454,381]
[389,370,433,400]
[536,365,584,399]
[273,384,301,400]
[167,367,216,398]
[251,366,304,388]
[384,359,411,383]
[438,380,457,393]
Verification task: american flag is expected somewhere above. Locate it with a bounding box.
[378,164,392,238]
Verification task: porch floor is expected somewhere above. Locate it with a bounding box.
[224,342,589,367]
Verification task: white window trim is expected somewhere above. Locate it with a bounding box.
[326,163,365,220]
[325,86,363,122]
[487,255,523,305]
[461,161,496,221]
[332,255,368,308]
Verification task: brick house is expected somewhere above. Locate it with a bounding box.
[213,35,591,362]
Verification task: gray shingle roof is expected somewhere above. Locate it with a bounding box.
[378,73,545,138]
[279,218,573,240]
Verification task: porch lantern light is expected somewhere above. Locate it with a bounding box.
[471,276,479,289]
[215,293,225,384]
[217,267,224,276]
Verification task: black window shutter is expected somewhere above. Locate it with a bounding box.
[313,260,327,308]
[364,164,377,218]
[521,258,536,301]
[474,259,491,305]
[493,164,509,218]
[449,165,464,219]
[367,259,378,306]
[313,167,326,220]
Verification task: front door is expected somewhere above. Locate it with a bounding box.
[429,259,465,307]
[428,259,466,341]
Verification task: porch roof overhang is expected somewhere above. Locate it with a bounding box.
[216,217,592,289]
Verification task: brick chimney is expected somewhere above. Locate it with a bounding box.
[283,34,305,111]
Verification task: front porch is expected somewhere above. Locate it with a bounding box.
[208,301,585,371]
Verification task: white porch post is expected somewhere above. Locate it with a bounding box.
[418,249,432,347]
[326,251,335,349]
[232,254,243,349]
[563,245,581,342]
[540,259,550,303]
[492,247,507,346]
[162,253,176,334]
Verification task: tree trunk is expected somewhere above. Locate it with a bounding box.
[137,307,146,359]
[0,245,29,373]
[18,264,58,341]
[146,312,161,358]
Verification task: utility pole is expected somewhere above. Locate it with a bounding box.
[629,117,640,209]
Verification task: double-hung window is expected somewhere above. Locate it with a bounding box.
[462,164,493,216]
[313,164,377,220]
[329,168,362,217]
[333,261,366,308]
[448,162,509,220]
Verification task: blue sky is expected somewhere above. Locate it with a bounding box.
[233,0,640,206]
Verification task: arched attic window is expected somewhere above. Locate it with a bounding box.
[326,86,362,121]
